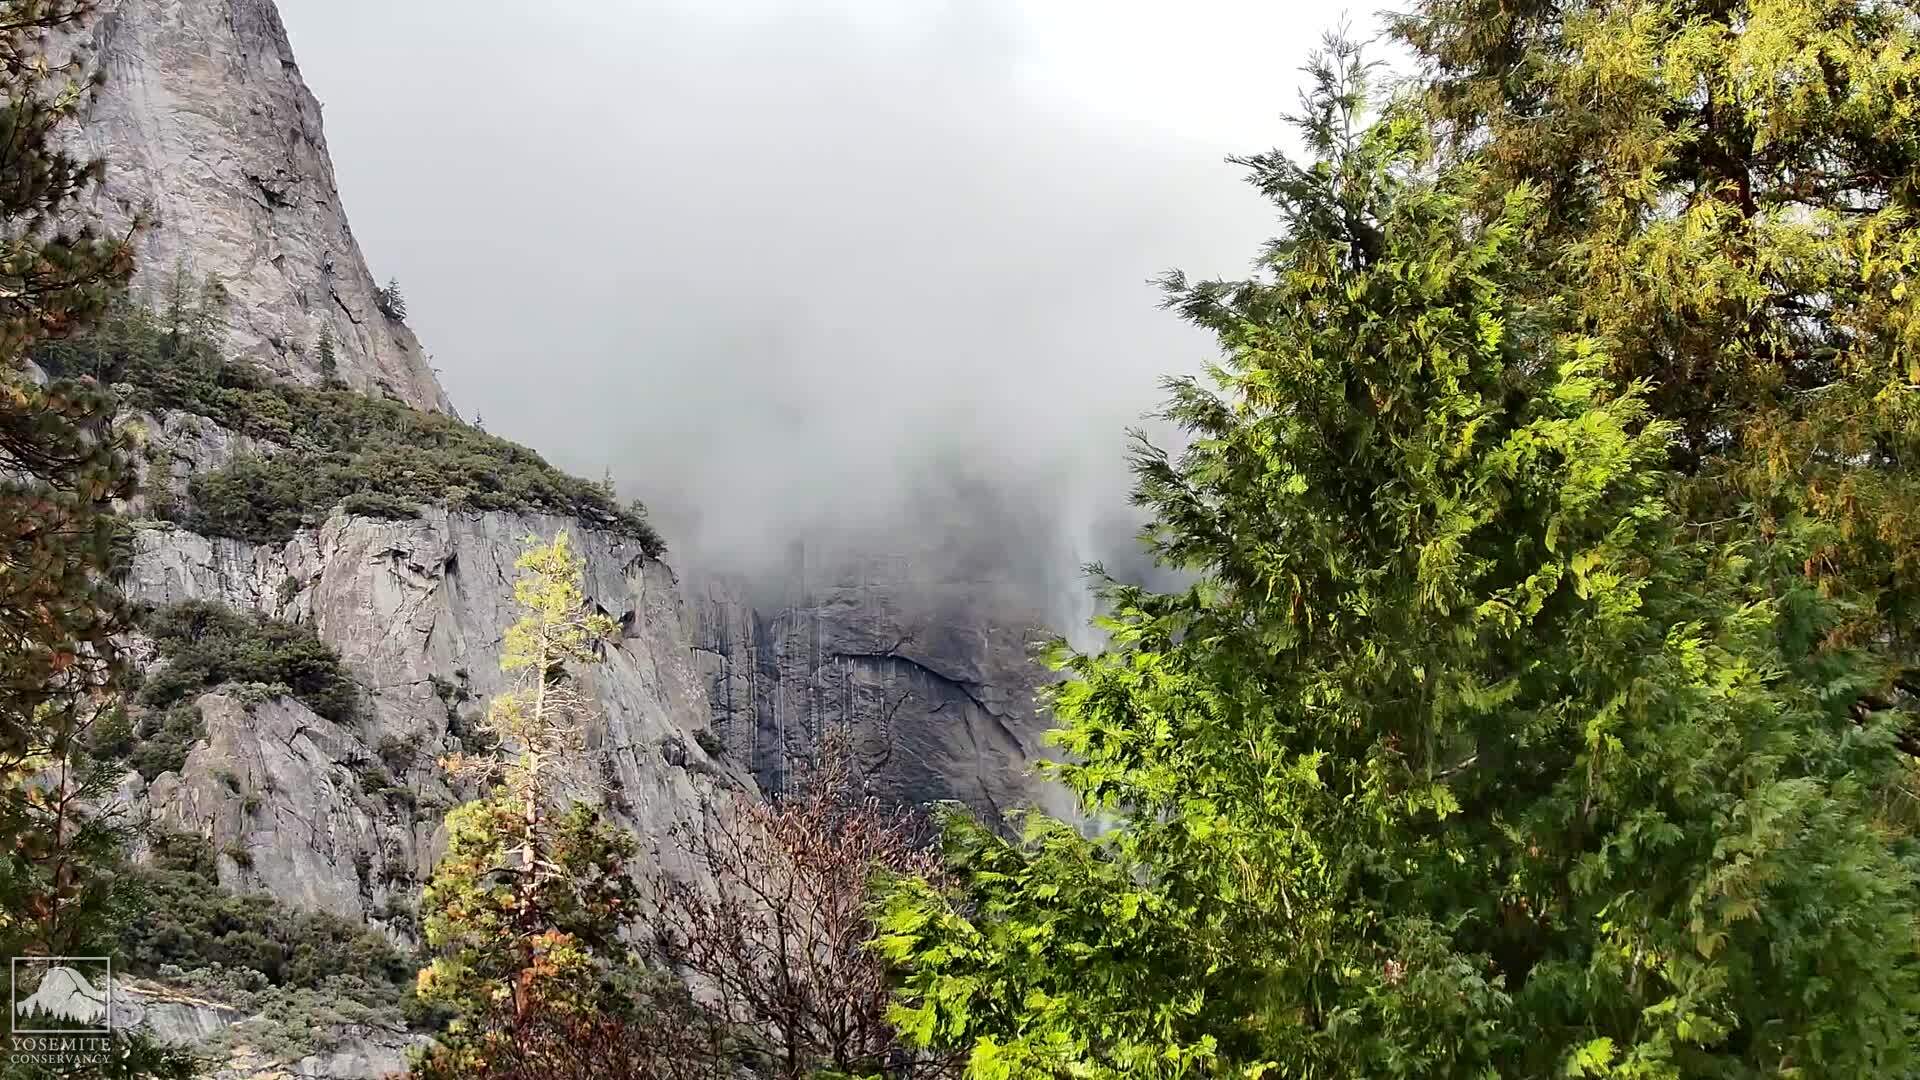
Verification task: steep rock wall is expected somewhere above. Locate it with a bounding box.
[122,509,748,927]
[686,551,1072,826]
[71,0,451,411]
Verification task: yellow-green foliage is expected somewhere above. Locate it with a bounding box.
[1397,0,1920,739]
[415,534,640,1071]
[440,533,618,801]
[876,29,1920,1080]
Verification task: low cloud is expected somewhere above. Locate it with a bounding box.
[278,0,1342,626]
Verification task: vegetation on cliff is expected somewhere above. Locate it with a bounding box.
[36,295,665,553]
[117,832,430,1063]
[135,601,361,726]
[120,832,412,996]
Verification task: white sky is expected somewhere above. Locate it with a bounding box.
[275,0,1360,580]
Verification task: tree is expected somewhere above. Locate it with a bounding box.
[0,0,139,774]
[315,326,338,385]
[0,7,191,1075]
[650,729,959,1080]
[375,277,407,320]
[441,532,617,809]
[414,534,733,1077]
[1393,0,1920,755]
[876,40,1920,1080]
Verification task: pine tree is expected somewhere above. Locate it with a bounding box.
[1392,0,1920,754]
[876,41,1920,1080]
[375,277,407,320]
[0,5,192,1075]
[315,326,338,385]
[0,0,139,771]
[415,534,723,1076]
[0,0,140,956]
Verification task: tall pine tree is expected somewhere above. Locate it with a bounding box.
[0,0,136,770]
[0,0,140,958]
[1395,0,1920,755]
[414,535,735,1080]
[876,38,1920,1080]
[0,4,194,1076]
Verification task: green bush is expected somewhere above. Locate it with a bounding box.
[37,300,664,552]
[140,601,361,726]
[102,703,206,782]
[121,834,414,1002]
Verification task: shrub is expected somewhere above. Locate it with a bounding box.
[122,703,206,781]
[377,733,422,772]
[140,601,360,726]
[123,834,414,1001]
[36,299,664,552]
[692,728,726,759]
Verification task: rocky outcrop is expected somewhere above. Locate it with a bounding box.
[70,0,451,412]
[66,2,1068,1074]
[121,979,426,1079]
[686,550,1073,826]
[122,509,750,926]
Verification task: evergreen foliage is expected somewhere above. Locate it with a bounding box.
[374,277,407,321]
[35,299,665,552]
[875,34,1920,1080]
[117,833,414,998]
[0,0,140,764]
[413,535,701,1075]
[0,5,193,1072]
[138,601,360,727]
[1393,0,1920,753]
[315,326,339,385]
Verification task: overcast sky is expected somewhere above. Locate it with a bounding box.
[276,0,1356,598]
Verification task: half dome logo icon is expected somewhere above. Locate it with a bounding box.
[10,958,113,1035]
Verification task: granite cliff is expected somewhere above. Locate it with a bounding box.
[61,1,1060,1074]
[72,0,451,412]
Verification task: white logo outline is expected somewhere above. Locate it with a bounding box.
[10,957,114,1036]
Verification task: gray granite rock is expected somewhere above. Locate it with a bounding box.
[121,979,426,1079]
[121,509,752,926]
[70,0,451,412]
[685,549,1074,828]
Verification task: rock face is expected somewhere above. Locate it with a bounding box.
[686,549,1071,826]
[121,980,428,1080]
[71,0,451,412]
[73,0,1062,1074]
[122,509,749,927]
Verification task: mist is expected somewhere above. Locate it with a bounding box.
[276,0,1346,620]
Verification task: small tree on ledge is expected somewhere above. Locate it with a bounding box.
[373,277,406,321]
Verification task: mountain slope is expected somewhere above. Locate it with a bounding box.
[59,2,1063,1074]
[72,0,450,411]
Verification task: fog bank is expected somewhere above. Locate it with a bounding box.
[277,0,1346,621]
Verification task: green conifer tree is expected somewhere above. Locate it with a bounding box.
[413,535,730,1078]
[0,0,138,773]
[1393,0,1920,754]
[876,40,1920,1079]
[315,326,339,385]
[0,4,192,1075]
[0,0,140,956]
